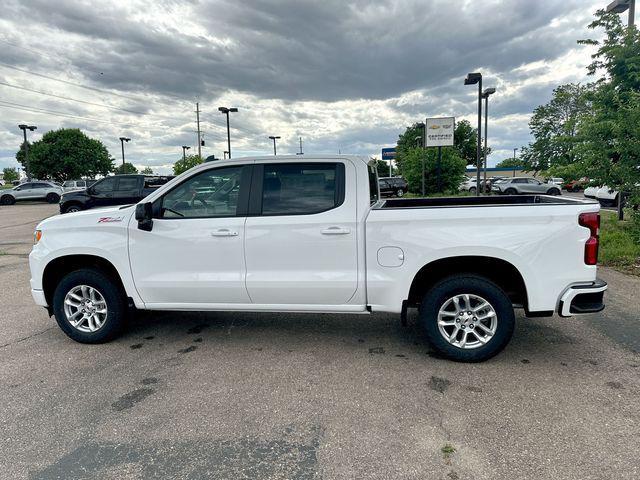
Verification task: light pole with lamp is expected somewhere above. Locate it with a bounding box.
[607,0,635,27]
[118,137,131,172]
[482,87,496,193]
[464,72,483,196]
[268,136,281,155]
[182,145,190,161]
[18,124,37,180]
[218,107,238,159]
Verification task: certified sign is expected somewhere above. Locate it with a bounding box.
[425,117,455,147]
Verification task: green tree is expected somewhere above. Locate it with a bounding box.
[453,120,480,166]
[16,128,113,181]
[140,166,154,175]
[576,9,640,208]
[495,158,522,169]
[519,83,591,174]
[373,159,396,177]
[173,154,203,175]
[2,167,19,183]
[400,147,466,195]
[114,162,138,174]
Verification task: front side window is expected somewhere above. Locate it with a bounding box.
[93,177,116,193]
[261,163,342,215]
[161,166,243,218]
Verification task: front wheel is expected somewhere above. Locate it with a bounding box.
[63,204,82,213]
[504,188,517,195]
[52,268,126,343]
[420,275,515,362]
[396,188,405,197]
[547,188,561,196]
[468,187,476,194]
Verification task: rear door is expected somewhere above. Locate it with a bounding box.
[244,160,359,306]
[114,176,141,205]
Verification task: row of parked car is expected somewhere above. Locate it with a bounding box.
[0,175,174,211]
[459,176,563,195]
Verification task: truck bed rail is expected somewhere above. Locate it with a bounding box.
[375,195,597,210]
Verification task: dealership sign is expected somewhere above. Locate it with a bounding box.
[381,147,396,160]
[425,117,455,147]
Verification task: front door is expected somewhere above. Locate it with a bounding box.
[129,164,252,306]
[91,177,116,207]
[244,161,359,306]
[14,183,36,200]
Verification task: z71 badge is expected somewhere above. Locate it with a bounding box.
[97,216,123,223]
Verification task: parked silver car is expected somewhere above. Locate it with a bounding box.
[492,177,562,195]
[0,181,63,205]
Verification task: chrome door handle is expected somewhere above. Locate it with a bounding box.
[211,229,238,237]
[321,226,351,235]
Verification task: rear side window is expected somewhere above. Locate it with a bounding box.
[117,177,139,191]
[261,163,343,215]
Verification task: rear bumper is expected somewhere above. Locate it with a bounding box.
[558,279,607,317]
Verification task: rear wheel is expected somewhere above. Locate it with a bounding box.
[46,192,60,203]
[420,275,515,362]
[52,268,126,343]
[468,187,476,194]
[396,188,405,197]
[547,188,561,196]
[1,194,15,205]
[504,188,517,195]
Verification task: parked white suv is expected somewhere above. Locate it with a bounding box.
[29,156,606,362]
[1,181,62,205]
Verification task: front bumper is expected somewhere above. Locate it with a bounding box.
[31,288,48,307]
[558,278,607,317]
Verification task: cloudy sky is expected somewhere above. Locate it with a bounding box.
[0,0,607,175]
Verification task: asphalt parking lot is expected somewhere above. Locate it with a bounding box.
[1,202,638,480]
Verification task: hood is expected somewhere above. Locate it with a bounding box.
[37,205,135,230]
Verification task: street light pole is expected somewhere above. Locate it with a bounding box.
[268,136,281,155]
[18,124,36,180]
[182,145,191,161]
[118,136,131,171]
[218,107,238,158]
[482,87,496,194]
[607,0,635,27]
[513,148,517,177]
[465,73,483,196]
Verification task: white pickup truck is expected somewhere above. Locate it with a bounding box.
[29,155,607,362]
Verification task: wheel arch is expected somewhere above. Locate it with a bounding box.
[407,255,528,309]
[42,254,128,307]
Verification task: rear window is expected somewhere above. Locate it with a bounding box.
[369,164,379,204]
[117,177,139,191]
[261,163,343,215]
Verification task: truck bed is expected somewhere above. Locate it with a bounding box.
[375,195,597,209]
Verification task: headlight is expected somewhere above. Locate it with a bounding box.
[34,230,42,244]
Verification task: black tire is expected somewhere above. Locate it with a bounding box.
[63,203,82,213]
[547,188,561,196]
[1,194,15,205]
[396,188,405,197]
[46,192,60,203]
[52,268,126,343]
[504,188,517,195]
[420,275,515,362]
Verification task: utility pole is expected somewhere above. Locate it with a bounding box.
[296,136,304,155]
[18,124,37,179]
[195,102,202,158]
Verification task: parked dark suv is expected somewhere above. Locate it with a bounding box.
[379,177,408,197]
[59,174,173,213]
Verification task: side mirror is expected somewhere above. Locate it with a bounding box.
[135,202,153,231]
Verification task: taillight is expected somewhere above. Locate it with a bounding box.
[579,212,600,265]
